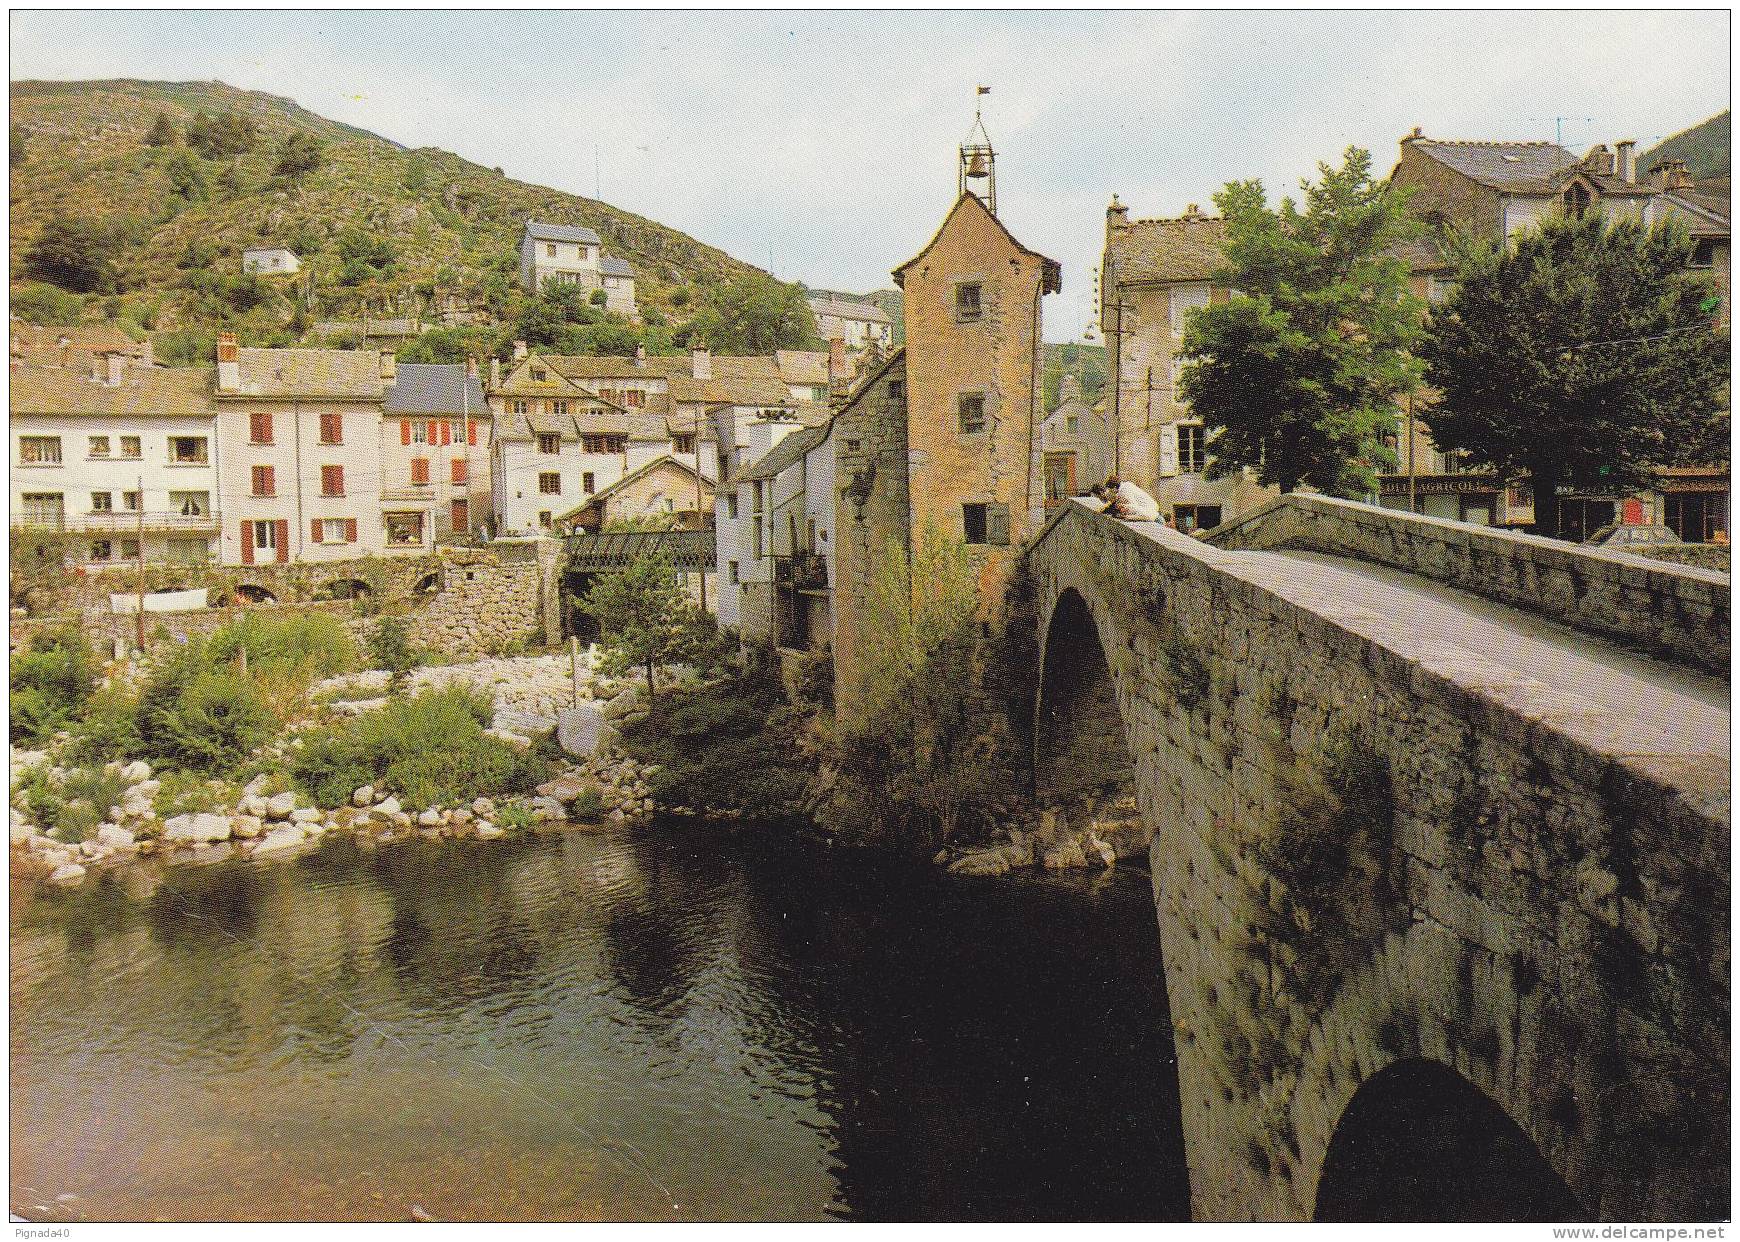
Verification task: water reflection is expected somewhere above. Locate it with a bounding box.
[12,822,1186,1221]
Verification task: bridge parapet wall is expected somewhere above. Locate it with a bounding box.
[1207,495,1729,676]
[1027,502,1728,1221]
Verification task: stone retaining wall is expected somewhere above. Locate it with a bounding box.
[1209,495,1729,676]
[1632,543,1732,572]
[1028,503,1728,1221]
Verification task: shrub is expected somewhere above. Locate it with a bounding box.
[10,627,95,745]
[135,644,275,772]
[68,683,143,765]
[570,788,605,819]
[368,616,419,690]
[13,767,62,831]
[53,799,101,844]
[289,687,547,810]
[61,766,126,822]
[209,612,359,681]
[11,281,84,326]
[153,769,240,820]
[494,803,536,832]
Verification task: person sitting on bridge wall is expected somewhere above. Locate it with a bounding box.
[1099,476,1161,523]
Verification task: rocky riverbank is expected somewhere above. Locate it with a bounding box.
[938,795,1153,876]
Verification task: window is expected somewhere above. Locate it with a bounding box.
[845,438,862,453]
[385,512,424,547]
[545,395,561,410]
[582,434,627,454]
[1178,424,1206,473]
[120,436,141,459]
[1066,416,1079,436]
[728,560,740,585]
[89,540,112,562]
[726,492,739,519]
[91,492,113,513]
[546,243,557,257]
[248,411,274,444]
[1562,182,1592,218]
[1427,275,1455,304]
[171,491,209,517]
[958,393,986,434]
[956,282,983,322]
[411,421,430,445]
[120,538,140,560]
[1691,239,1717,269]
[537,433,561,454]
[321,465,345,496]
[963,502,988,544]
[1174,504,1223,534]
[122,491,140,512]
[20,436,61,464]
[170,437,207,464]
[319,518,350,543]
[452,459,469,485]
[673,434,695,455]
[167,538,208,565]
[582,472,596,494]
[752,516,763,558]
[253,521,278,553]
[21,493,63,524]
[538,510,552,527]
[318,412,343,444]
[539,472,562,495]
[410,458,430,485]
[88,435,111,458]
[963,502,1010,545]
[511,400,530,415]
[251,465,275,497]
[624,390,645,408]
[888,380,905,400]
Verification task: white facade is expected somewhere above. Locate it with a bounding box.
[806,297,894,352]
[11,412,221,568]
[242,247,301,275]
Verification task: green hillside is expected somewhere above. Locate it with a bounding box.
[1640,110,1730,181]
[8,78,783,350]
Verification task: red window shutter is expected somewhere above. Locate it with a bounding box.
[241,521,254,565]
[468,420,478,446]
[274,519,289,563]
[263,465,275,496]
[439,420,452,446]
[452,459,468,484]
[401,419,411,446]
[411,457,429,485]
[311,518,323,544]
[452,499,469,532]
[345,518,358,543]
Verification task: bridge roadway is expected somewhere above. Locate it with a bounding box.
[1223,546,1729,764]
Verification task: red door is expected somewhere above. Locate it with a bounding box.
[1622,498,1644,525]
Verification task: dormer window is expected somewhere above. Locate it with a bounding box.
[532,368,548,382]
[1562,182,1592,218]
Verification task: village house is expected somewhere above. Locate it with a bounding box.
[714,416,835,644]
[518,220,638,317]
[11,321,155,372]
[1040,373,1112,507]
[382,362,492,543]
[10,358,221,568]
[805,294,895,355]
[1098,199,1273,532]
[1387,130,1732,540]
[552,456,716,534]
[241,246,301,276]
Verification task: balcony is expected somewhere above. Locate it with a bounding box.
[11,510,221,534]
[774,551,828,591]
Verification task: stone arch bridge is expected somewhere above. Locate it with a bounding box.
[1026,494,1729,1221]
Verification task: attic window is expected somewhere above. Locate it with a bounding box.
[956,283,983,322]
[532,368,548,381]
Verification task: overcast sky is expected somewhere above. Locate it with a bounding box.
[10,9,1731,342]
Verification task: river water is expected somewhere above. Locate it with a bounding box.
[10,822,1187,1222]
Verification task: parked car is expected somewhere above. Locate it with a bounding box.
[1584,522,1683,548]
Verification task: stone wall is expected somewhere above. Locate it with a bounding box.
[1633,543,1732,573]
[832,357,909,718]
[1210,494,1730,676]
[1028,503,1728,1221]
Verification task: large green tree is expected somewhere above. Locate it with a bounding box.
[272,131,324,188]
[24,214,117,293]
[577,548,713,699]
[1419,212,1729,535]
[684,273,820,355]
[1178,148,1423,495]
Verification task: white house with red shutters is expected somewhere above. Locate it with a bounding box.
[381,362,491,545]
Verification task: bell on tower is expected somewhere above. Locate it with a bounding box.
[958,85,997,216]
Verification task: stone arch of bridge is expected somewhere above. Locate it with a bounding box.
[1313,1057,1587,1222]
[1034,587,1138,816]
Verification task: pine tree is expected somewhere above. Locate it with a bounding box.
[577,548,712,699]
[144,111,177,147]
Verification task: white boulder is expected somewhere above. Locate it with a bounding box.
[230,815,265,840]
[96,825,136,850]
[252,825,307,855]
[375,796,402,817]
[352,785,374,808]
[120,760,152,783]
[162,813,233,845]
[265,791,297,820]
[289,807,322,824]
[47,862,86,886]
[475,821,504,839]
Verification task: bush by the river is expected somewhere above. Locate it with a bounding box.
[12,763,128,843]
[10,626,96,745]
[207,612,359,681]
[619,655,811,819]
[133,644,277,773]
[289,686,549,809]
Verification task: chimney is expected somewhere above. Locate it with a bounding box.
[465,355,478,380]
[379,349,396,383]
[634,344,647,368]
[489,356,501,389]
[1402,125,1424,144]
[1183,203,1206,221]
[216,331,240,392]
[139,338,155,368]
[1652,159,1691,192]
[1585,144,1614,176]
[828,337,846,386]
[104,351,125,387]
[512,340,528,362]
[1616,139,1637,184]
[691,345,711,380]
[1106,194,1130,234]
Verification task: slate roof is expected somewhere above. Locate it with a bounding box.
[543,352,796,407]
[775,350,830,386]
[806,296,892,324]
[224,348,384,399]
[10,364,217,417]
[894,192,1062,293]
[385,364,486,415]
[1107,214,1228,285]
[1410,138,1655,198]
[11,321,150,367]
[524,220,603,245]
[737,423,830,482]
[1661,183,1731,236]
[599,255,635,277]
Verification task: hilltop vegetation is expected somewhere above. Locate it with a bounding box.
[1640,110,1730,181]
[8,78,814,356]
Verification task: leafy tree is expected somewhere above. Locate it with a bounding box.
[186,110,258,159]
[1419,212,1730,536]
[684,272,821,354]
[368,615,420,693]
[273,131,324,187]
[1178,147,1423,495]
[164,147,206,201]
[10,281,84,326]
[577,548,712,699]
[144,111,177,147]
[9,122,24,167]
[24,214,117,293]
[215,161,243,195]
[335,227,394,272]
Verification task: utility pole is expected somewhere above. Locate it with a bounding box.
[1406,392,1417,515]
[134,473,146,653]
[694,407,706,613]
